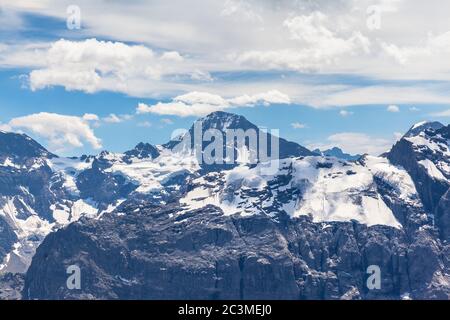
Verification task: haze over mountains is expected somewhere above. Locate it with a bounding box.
[0,111,449,300]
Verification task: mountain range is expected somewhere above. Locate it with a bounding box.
[0,112,449,300]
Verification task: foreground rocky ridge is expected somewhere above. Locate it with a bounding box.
[23,203,449,299]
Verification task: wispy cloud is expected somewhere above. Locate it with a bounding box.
[430,109,450,117]
[137,90,291,117]
[291,122,307,129]
[339,110,353,117]
[309,132,397,155]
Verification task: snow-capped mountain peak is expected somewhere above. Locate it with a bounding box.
[197,111,252,131]
[404,121,444,138]
[0,131,56,163]
[124,142,160,160]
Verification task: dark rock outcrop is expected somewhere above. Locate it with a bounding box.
[0,273,24,300]
[387,125,450,242]
[23,203,449,300]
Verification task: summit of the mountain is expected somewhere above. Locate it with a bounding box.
[404,121,444,138]
[124,142,160,160]
[0,131,56,163]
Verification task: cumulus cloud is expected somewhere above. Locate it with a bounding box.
[160,51,184,62]
[137,90,291,117]
[7,112,102,152]
[309,132,395,155]
[28,38,186,94]
[387,105,400,112]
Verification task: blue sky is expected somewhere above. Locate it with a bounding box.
[1,1,450,156]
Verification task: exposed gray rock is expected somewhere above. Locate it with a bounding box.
[0,273,24,300]
[23,202,449,300]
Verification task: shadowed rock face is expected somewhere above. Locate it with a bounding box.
[0,131,56,163]
[0,273,24,300]
[0,218,17,262]
[165,111,314,172]
[387,124,450,242]
[0,132,61,270]
[23,202,449,300]
[124,143,160,161]
[76,158,138,205]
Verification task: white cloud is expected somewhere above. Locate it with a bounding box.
[339,110,353,117]
[7,112,102,152]
[235,11,370,72]
[137,90,291,117]
[410,106,420,112]
[4,0,450,107]
[175,91,229,106]
[308,85,450,108]
[221,0,263,23]
[430,109,450,117]
[309,132,395,155]
[28,39,187,95]
[387,105,400,112]
[102,113,133,123]
[137,101,224,117]
[228,90,291,106]
[102,114,122,123]
[160,51,184,62]
[82,113,100,121]
[190,70,214,82]
[291,122,307,129]
[381,31,450,66]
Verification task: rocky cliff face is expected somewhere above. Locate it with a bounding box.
[0,134,163,273]
[0,272,24,300]
[387,123,450,242]
[23,202,449,300]
[0,131,64,272]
